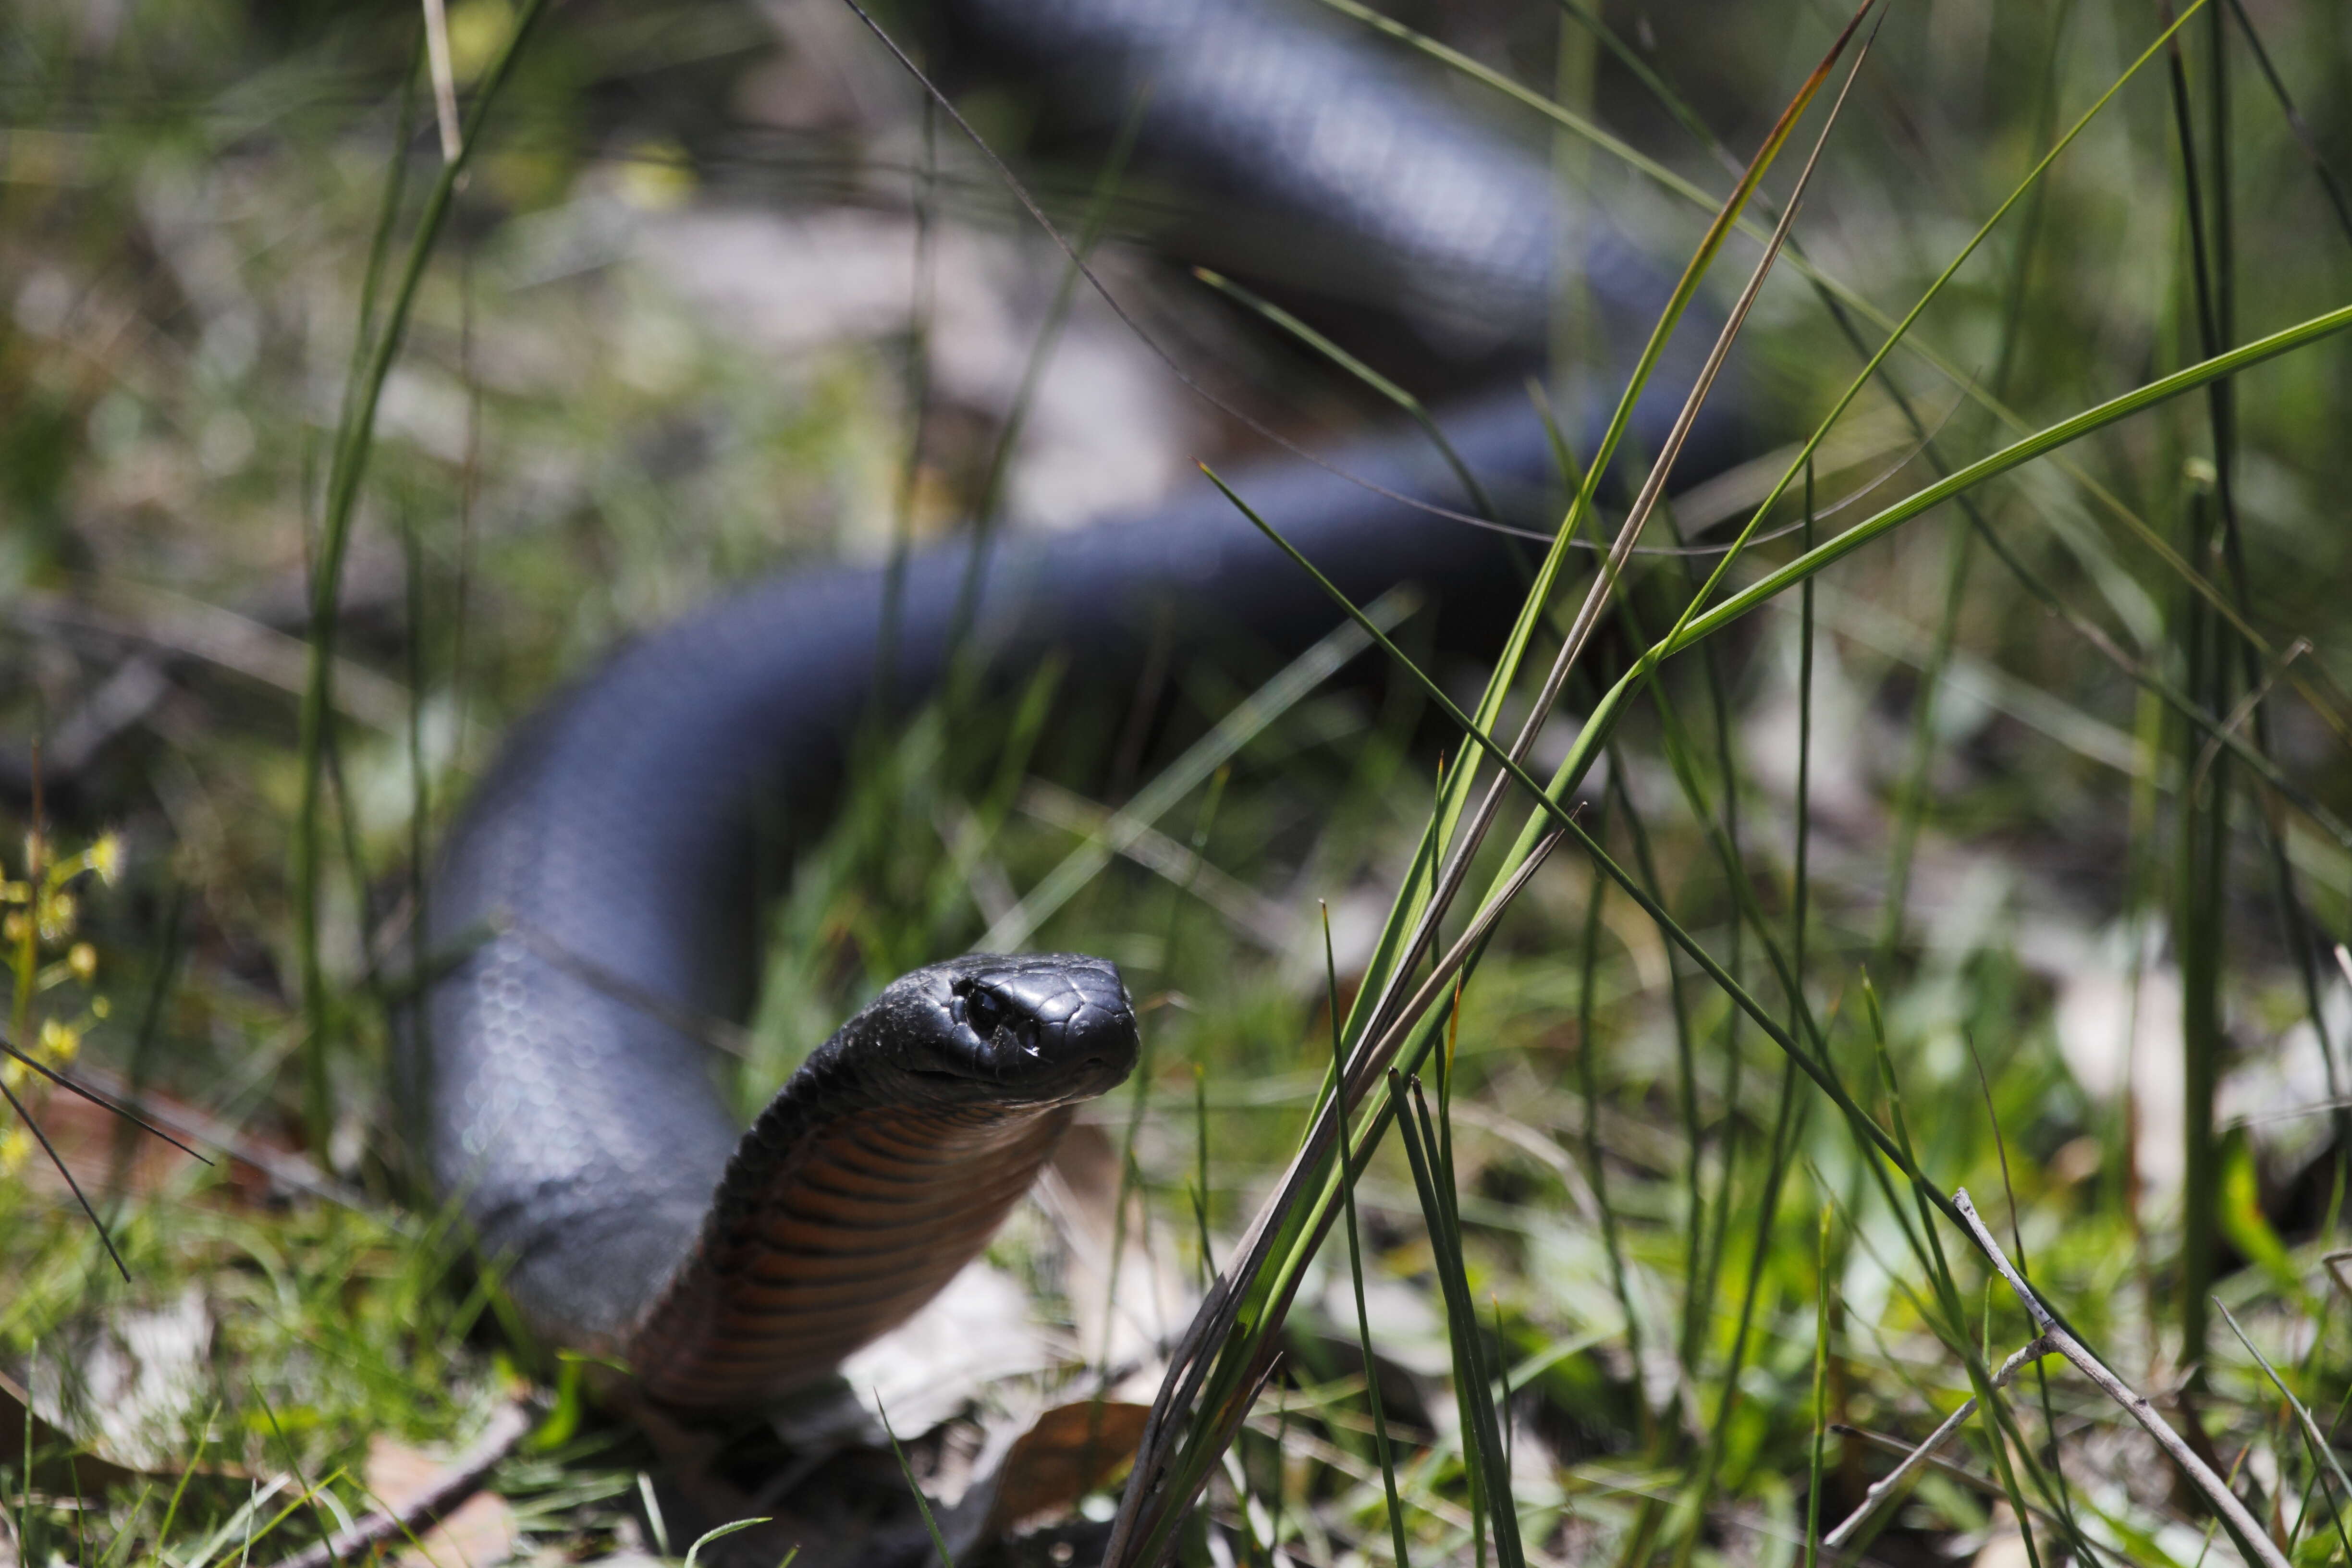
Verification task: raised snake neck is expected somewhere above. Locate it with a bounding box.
[408,0,1743,1414]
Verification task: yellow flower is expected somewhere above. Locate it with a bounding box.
[37,890,74,944]
[68,943,97,982]
[89,833,123,886]
[38,1016,80,1064]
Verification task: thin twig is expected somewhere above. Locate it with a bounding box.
[273,1401,531,1568]
[0,1032,208,1165]
[1832,1425,2070,1527]
[66,1063,369,1213]
[1822,1336,2051,1551]
[0,1073,130,1281]
[1951,1190,2290,1568]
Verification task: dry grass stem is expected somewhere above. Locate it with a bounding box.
[1951,1190,2289,1568]
[1821,1335,2052,1552]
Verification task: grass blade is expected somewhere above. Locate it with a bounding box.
[1392,1071,1523,1568]
[1193,267,1498,521]
[979,588,1413,951]
[1325,907,1413,1567]
[2213,1298,2352,1560]
[292,0,551,1151]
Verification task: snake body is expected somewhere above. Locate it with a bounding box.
[412,0,1737,1416]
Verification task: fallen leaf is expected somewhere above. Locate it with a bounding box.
[366,1431,521,1568]
[979,1399,1149,1540]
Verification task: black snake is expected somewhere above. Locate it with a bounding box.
[408,0,1740,1416]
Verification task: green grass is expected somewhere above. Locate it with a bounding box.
[6,0,2352,1565]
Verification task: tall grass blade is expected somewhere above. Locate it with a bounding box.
[2213,1298,2352,1560]
[948,89,1149,654]
[1325,906,1412,1567]
[1392,1071,1523,1568]
[293,0,551,1152]
[876,93,936,714]
[1311,0,1876,1159]
[1107,833,1557,1568]
[980,590,1411,950]
[680,1517,772,1568]
[1573,295,2352,774]
[1572,802,1648,1446]
[1192,267,1497,521]
[881,1403,953,1567]
[1098,764,1230,1375]
[1805,1203,1832,1568]
[2219,0,2352,245]
[1208,473,1960,1238]
[1662,2,2209,653]
[2160,1,2237,1393]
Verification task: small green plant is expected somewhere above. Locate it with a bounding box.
[1,828,120,1176]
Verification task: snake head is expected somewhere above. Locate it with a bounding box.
[883,953,1139,1106]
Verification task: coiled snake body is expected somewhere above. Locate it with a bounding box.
[411,0,1735,1416]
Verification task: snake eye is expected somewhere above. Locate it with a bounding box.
[963,986,1007,1039]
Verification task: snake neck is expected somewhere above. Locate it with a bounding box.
[623,1094,1074,1412]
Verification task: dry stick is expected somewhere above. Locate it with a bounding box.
[273,1401,532,1568]
[1950,1190,2289,1568]
[1833,1426,2071,1525]
[1821,1335,2052,1552]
